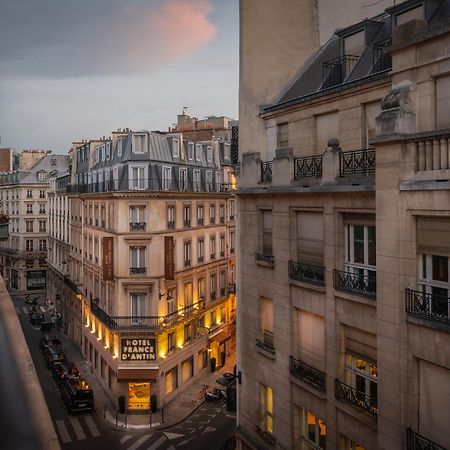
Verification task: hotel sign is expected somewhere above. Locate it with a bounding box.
[120,338,156,361]
[164,236,174,280]
[102,237,114,282]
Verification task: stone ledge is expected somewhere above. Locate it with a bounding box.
[290,375,327,399]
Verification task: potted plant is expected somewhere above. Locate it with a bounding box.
[0,212,10,240]
[210,357,216,373]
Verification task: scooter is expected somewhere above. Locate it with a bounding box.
[205,387,226,402]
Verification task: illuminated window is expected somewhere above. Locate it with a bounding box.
[345,354,377,407]
[260,384,273,434]
[165,366,178,394]
[299,408,326,450]
[339,435,366,450]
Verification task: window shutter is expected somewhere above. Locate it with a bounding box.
[344,326,377,363]
[298,212,324,265]
[417,217,450,255]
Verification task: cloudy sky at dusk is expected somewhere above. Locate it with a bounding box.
[0,0,238,153]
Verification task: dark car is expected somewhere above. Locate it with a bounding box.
[61,377,94,414]
[29,313,45,327]
[44,346,66,369]
[52,362,79,386]
[39,335,61,352]
[216,372,236,387]
[24,295,39,305]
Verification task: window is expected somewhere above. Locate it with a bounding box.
[165,365,178,393]
[184,241,191,267]
[167,205,175,229]
[197,204,204,225]
[181,357,194,383]
[343,30,365,57]
[133,134,146,153]
[198,349,207,369]
[184,323,192,344]
[260,297,274,348]
[105,142,111,160]
[26,220,33,232]
[277,123,289,148]
[224,143,230,160]
[172,138,179,158]
[210,235,216,259]
[179,168,188,191]
[229,199,235,220]
[316,112,339,154]
[345,223,376,290]
[39,190,45,199]
[195,144,202,161]
[219,234,225,257]
[26,203,33,214]
[345,354,377,406]
[183,204,191,227]
[339,435,366,450]
[220,271,226,296]
[26,239,33,251]
[205,171,212,192]
[168,332,175,352]
[187,142,194,160]
[219,204,225,223]
[297,212,324,265]
[396,5,423,26]
[298,408,326,450]
[117,138,123,157]
[39,204,46,214]
[210,309,217,325]
[197,238,204,262]
[210,273,216,300]
[184,282,193,306]
[193,169,201,192]
[297,310,325,370]
[130,166,146,190]
[38,171,46,181]
[167,288,175,314]
[39,239,47,251]
[262,210,273,257]
[129,206,146,230]
[130,246,146,274]
[436,75,450,129]
[215,171,222,192]
[130,293,146,324]
[230,231,235,254]
[26,190,32,199]
[198,277,205,299]
[260,384,273,434]
[206,146,213,163]
[162,166,172,190]
[210,203,215,224]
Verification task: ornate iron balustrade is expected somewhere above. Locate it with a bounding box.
[289,356,326,391]
[184,219,191,227]
[255,253,274,264]
[335,379,377,417]
[406,428,446,450]
[334,269,376,298]
[197,218,204,226]
[339,148,376,176]
[323,54,359,88]
[129,222,146,231]
[130,267,146,274]
[255,426,276,446]
[373,37,392,74]
[294,155,322,179]
[167,220,175,229]
[260,161,272,183]
[405,289,450,325]
[289,260,325,286]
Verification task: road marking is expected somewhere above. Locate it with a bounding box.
[22,307,28,314]
[55,420,71,444]
[201,426,216,435]
[178,437,195,446]
[126,434,152,450]
[120,435,133,444]
[163,432,184,440]
[147,435,166,450]
[40,306,46,313]
[83,415,100,437]
[70,417,87,440]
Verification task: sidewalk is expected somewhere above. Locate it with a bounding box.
[58,332,236,431]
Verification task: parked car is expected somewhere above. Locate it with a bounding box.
[44,346,66,369]
[216,372,236,387]
[29,313,45,327]
[24,295,39,305]
[52,362,79,386]
[61,377,94,414]
[39,335,61,352]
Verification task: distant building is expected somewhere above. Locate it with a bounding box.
[0,148,14,172]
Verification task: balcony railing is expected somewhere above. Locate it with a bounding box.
[405,289,449,326]
[183,219,191,227]
[129,222,146,231]
[335,379,377,417]
[339,148,376,176]
[294,155,322,179]
[323,54,359,88]
[167,220,175,229]
[411,130,450,172]
[289,356,326,391]
[184,260,191,267]
[406,428,446,450]
[130,267,146,275]
[255,253,274,264]
[289,260,325,286]
[197,218,204,226]
[334,269,376,298]
[260,161,272,183]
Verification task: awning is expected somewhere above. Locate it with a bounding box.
[116,368,158,382]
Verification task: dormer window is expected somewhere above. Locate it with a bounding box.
[188,142,194,160]
[343,30,365,58]
[51,158,57,166]
[396,4,424,26]
[196,144,202,162]
[206,146,213,163]
[37,171,46,182]
[172,139,180,158]
[224,143,230,160]
[133,134,146,154]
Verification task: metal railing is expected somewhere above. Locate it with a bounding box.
[167,220,175,229]
[405,289,449,325]
[255,253,274,264]
[289,260,325,286]
[406,428,446,450]
[323,54,359,88]
[334,269,376,298]
[289,356,326,391]
[294,155,322,179]
[129,222,146,231]
[340,148,376,176]
[260,161,272,183]
[184,219,191,227]
[335,379,377,417]
[130,267,146,274]
[373,37,392,74]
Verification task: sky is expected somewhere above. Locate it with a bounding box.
[0,0,239,153]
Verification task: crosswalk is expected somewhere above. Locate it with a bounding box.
[55,415,101,444]
[120,432,179,450]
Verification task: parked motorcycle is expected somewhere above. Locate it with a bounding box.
[205,387,226,402]
[25,295,39,305]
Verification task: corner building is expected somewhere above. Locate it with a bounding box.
[65,129,236,412]
[237,1,450,449]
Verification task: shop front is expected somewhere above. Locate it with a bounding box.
[26,270,46,290]
[208,327,232,368]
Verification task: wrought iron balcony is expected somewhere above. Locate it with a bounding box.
[184,259,191,267]
[335,379,377,417]
[406,428,446,450]
[197,218,204,226]
[339,148,375,176]
[289,260,325,286]
[260,161,272,183]
[294,155,322,179]
[130,267,146,275]
[255,253,274,264]
[129,222,146,231]
[323,54,359,88]
[198,256,204,263]
[167,220,175,229]
[334,269,376,298]
[405,289,449,326]
[289,356,326,391]
[183,219,191,227]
